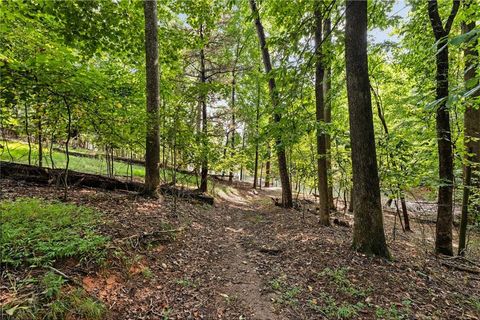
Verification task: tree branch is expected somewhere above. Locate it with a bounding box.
[428,0,445,39]
[444,0,460,34]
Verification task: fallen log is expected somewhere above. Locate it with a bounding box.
[0,161,214,205]
[0,161,143,191]
[440,261,480,274]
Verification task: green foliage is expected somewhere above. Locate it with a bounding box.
[374,300,412,320]
[307,292,363,319]
[269,276,301,306]
[0,197,108,267]
[3,281,106,320]
[1,0,478,208]
[319,267,367,298]
[42,272,66,299]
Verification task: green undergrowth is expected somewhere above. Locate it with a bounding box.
[270,267,413,319]
[1,197,109,319]
[3,272,105,319]
[1,197,108,267]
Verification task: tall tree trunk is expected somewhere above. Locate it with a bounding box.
[265,145,271,187]
[315,1,330,225]
[459,0,479,255]
[428,0,459,256]
[250,0,293,208]
[323,17,335,211]
[37,113,42,167]
[400,195,411,232]
[253,79,260,188]
[348,188,353,213]
[63,97,72,201]
[345,0,389,258]
[143,0,160,196]
[229,71,236,183]
[240,129,245,180]
[253,144,259,188]
[199,24,209,193]
[24,103,31,165]
[222,130,230,177]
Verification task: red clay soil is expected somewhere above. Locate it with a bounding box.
[1,179,479,319]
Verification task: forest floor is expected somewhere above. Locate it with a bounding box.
[1,178,480,320]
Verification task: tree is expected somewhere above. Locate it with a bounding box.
[323,17,335,211]
[427,0,460,256]
[143,0,161,196]
[249,0,293,208]
[459,0,479,255]
[345,0,389,258]
[314,0,329,225]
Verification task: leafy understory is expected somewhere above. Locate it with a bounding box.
[1,197,108,267]
[1,198,108,319]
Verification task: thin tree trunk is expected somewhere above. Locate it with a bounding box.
[265,146,270,187]
[143,0,161,196]
[253,143,259,188]
[24,103,31,166]
[240,129,245,180]
[345,0,389,258]
[348,189,353,213]
[229,69,236,183]
[37,114,42,167]
[400,195,411,232]
[315,1,329,225]
[49,132,55,169]
[459,0,479,255]
[199,24,209,193]
[63,97,72,201]
[222,130,229,177]
[428,0,460,256]
[250,0,292,208]
[253,76,260,189]
[323,17,334,211]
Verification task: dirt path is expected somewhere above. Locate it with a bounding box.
[100,187,286,319]
[159,190,283,319]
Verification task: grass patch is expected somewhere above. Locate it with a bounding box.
[0,141,224,192]
[307,293,363,319]
[1,198,109,319]
[0,197,108,267]
[374,300,412,320]
[319,267,368,298]
[3,285,106,320]
[0,141,145,178]
[269,276,301,306]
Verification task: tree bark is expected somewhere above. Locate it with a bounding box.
[253,78,260,189]
[265,145,270,187]
[400,195,411,232]
[345,0,389,258]
[229,71,236,183]
[459,0,479,255]
[199,24,209,193]
[143,0,161,196]
[315,1,329,225]
[250,0,293,208]
[24,103,31,166]
[37,113,42,167]
[323,17,335,211]
[428,0,460,256]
